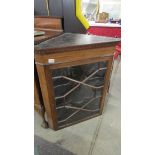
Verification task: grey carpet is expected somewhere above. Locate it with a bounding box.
[34,135,76,155]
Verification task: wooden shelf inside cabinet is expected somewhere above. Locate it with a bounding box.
[35,33,120,130]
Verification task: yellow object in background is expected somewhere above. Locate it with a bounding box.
[76,0,90,30]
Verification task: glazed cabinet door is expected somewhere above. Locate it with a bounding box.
[36,56,113,130]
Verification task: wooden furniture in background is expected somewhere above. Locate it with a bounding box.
[34,16,63,45]
[34,0,87,33]
[34,16,63,128]
[35,33,120,130]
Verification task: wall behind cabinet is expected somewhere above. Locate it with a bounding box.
[63,0,86,33]
[34,0,48,16]
[34,0,63,17]
[48,0,63,17]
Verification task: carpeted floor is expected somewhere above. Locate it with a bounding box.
[34,135,76,155]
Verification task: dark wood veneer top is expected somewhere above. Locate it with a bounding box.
[35,33,121,54]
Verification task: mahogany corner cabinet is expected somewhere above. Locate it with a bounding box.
[34,33,120,130]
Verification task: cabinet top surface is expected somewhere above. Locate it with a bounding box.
[35,33,121,54]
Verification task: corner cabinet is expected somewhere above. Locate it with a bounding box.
[35,33,120,130]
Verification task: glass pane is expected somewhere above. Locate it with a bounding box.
[50,61,107,128]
